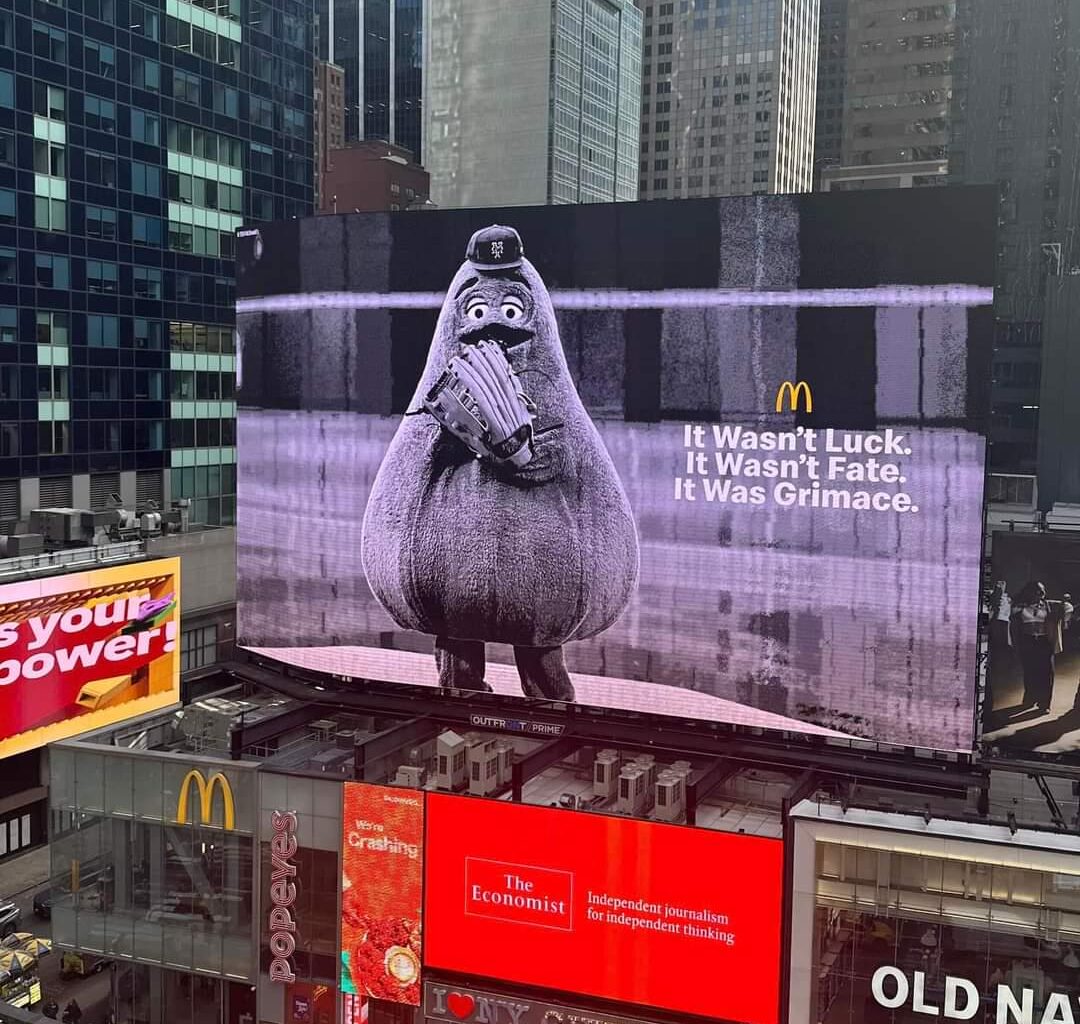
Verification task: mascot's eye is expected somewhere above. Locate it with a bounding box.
[501,297,525,320]
[465,300,489,320]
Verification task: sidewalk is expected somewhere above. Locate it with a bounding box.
[0,844,50,898]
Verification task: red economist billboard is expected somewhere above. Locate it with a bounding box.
[423,794,783,1024]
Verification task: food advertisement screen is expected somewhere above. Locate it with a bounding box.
[340,783,424,1009]
[0,557,181,758]
[237,188,994,750]
[423,794,783,1024]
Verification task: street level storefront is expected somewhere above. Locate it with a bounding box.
[789,801,1080,1024]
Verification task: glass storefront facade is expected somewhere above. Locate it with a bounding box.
[48,743,258,1020]
[791,807,1080,1024]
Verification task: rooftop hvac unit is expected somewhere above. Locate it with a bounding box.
[394,764,426,788]
[616,765,649,817]
[630,755,659,811]
[593,749,621,800]
[465,732,501,797]
[435,730,467,792]
[495,741,513,786]
[654,770,686,823]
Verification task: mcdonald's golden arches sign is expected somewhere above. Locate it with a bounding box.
[176,769,236,830]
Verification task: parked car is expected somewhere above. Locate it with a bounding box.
[0,901,20,936]
[33,886,61,920]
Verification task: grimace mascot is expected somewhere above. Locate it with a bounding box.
[361,225,640,700]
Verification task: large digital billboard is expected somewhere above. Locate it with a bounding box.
[0,557,181,758]
[340,783,424,1012]
[981,532,1080,757]
[423,793,783,1024]
[236,189,994,750]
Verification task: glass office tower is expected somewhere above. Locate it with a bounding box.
[0,0,314,527]
[318,0,424,162]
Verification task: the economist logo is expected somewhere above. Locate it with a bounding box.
[0,558,181,758]
[465,858,573,931]
[424,795,782,1024]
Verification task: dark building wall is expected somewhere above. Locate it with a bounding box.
[950,0,1078,479]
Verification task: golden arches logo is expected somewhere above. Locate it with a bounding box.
[176,770,235,830]
[775,380,813,414]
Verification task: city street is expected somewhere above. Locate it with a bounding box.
[7,873,113,1024]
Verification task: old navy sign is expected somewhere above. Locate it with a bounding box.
[424,983,656,1024]
[268,810,299,983]
[873,966,1080,1023]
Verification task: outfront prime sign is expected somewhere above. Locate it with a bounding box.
[872,966,1080,1024]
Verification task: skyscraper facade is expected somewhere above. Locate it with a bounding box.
[637,0,819,201]
[319,0,423,161]
[949,0,1076,481]
[813,1,954,191]
[423,0,642,209]
[315,58,345,207]
[0,0,314,527]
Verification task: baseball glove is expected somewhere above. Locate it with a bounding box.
[422,340,537,468]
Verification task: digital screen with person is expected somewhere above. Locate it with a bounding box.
[983,533,1080,754]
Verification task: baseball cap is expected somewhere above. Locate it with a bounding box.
[465,225,524,271]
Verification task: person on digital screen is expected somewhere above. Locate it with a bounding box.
[361,225,639,701]
[1010,581,1073,712]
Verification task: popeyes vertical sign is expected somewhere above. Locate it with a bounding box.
[269,810,300,983]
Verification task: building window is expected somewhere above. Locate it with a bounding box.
[84,95,116,132]
[249,142,273,174]
[86,260,118,294]
[172,68,201,105]
[36,312,68,346]
[33,139,66,177]
[33,22,66,62]
[130,1,159,39]
[38,422,69,455]
[87,314,119,347]
[33,83,65,120]
[133,266,162,299]
[84,40,116,78]
[35,255,69,290]
[132,162,162,197]
[0,190,13,226]
[213,84,238,117]
[34,198,66,232]
[132,57,160,92]
[85,151,117,187]
[0,132,12,166]
[0,249,16,284]
[131,110,160,145]
[250,96,273,128]
[37,365,68,400]
[0,72,11,109]
[85,0,117,20]
[88,368,119,400]
[85,206,117,240]
[133,214,163,246]
[0,308,16,345]
[134,319,163,350]
[180,624,219,672]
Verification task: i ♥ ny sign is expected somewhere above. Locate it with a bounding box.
[424,983,661,1024]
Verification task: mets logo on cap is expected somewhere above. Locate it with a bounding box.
[466,225,524,271]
